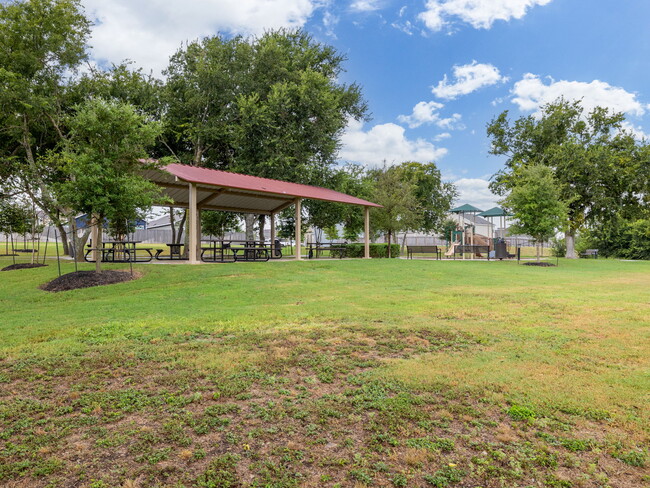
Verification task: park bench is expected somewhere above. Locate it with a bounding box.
[406,245,441,260]
[308,242,346,259]
[580,249,599,259]
[453,245,491,260]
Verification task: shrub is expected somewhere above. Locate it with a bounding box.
[344,243,400,258]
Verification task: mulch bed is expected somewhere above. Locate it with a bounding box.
[1,263,48,271]
[40,270,137,292]
[523,261,556,267]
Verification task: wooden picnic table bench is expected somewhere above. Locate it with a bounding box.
[406,245,441,260]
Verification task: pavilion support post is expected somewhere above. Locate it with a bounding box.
[295,198,302,261]
[364,206,370,259]
[270,213,276,246]
[195,208,202,260]
[188,183,199,264]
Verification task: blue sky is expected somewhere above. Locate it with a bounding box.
[45,1,650,207]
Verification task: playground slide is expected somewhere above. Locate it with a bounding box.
[445,241,460,256]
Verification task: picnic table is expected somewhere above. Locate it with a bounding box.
[155,243,185,260]
[201,240,282,262]
[201,240,236,262]
[84,241,154,263]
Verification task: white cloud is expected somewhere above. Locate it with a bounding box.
[397,101,464,130]
[339,119,447,166]
[323,10,340,38]
[453,178,499,210]
[419,0,553,32]
[350,0,382,12]
[511,73,648,117]
[620,121,649,141]
[434,132,452,141]
[432,61,507,100]
[82,0,317,75]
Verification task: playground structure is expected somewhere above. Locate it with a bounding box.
[446,204,516,260]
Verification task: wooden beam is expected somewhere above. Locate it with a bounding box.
[200,204,272,215]
[270,213,276,247]
[156,181,295,202]
[295,198,302,261]
[197,189,224,208]
[271,200,294,214]
[222,189,289,201]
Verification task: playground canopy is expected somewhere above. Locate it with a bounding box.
[450,204,483,214]
[478,207,510,218]
[140,163,381,263]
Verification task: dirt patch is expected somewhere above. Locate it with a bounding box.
[523,261,557,267]
[40,270,139,292]
[1,263,48,271]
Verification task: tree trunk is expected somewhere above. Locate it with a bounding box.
[565,230,577,259]
[245,215,255,241]
[170,207,176,244]
[176,210,186,245]
[55,222,69,256]
[258,215,265,243]
[68,218,91,262]
[536,242,541,262]
[401,233,408,253]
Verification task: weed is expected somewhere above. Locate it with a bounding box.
[423,466,464,487]
[196,453,240,488]
[508,405,536,421]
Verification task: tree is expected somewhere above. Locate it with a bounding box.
[0,199,31,255]
[440,218,458,244]
[163,30,368,240]
[0,0,91,256]
[370,167,422,258]
[501,165,567,262]
[56,99,164,272]
[487,98,648,258]
[201,211,241,241]
[395,161,457,248]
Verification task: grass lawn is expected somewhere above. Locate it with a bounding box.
[0,255,648,487]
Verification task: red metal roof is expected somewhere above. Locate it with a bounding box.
[162,163,381,208]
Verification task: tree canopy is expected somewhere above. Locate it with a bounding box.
[501,165,567,261]
[56,99,164,270]
[487,98,649,258]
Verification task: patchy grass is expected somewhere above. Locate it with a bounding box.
[0,255,648,487]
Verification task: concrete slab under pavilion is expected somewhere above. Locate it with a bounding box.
[141,163,381,263]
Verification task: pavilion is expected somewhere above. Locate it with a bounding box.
[140,163,381,263]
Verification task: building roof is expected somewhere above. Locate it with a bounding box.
[142,163,380,215]
[450,203,483,214]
